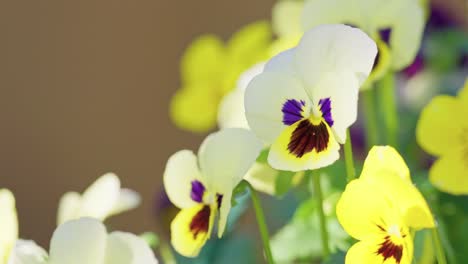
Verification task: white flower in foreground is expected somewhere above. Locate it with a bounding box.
[0,189,18,264]
[245,24,377,171]
[57,173,141,225]
[10,218,158,264]
[163,128,262,257]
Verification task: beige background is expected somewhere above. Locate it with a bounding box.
[0,0,466,250]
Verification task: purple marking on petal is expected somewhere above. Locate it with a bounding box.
[216,193,223,209]
[379,28,392,45]
[282,99,305,125]
[319,98,334,127]
[191,180,205,203]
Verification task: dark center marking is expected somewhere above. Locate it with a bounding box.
[288,119,329,158]
[376,236,403,263]
[189,205,211,239]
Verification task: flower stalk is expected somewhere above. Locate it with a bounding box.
[243,180,275,264]
[344,129,356,182]
[309,171,330,259]
[431,225,447,264]
[362,88,379,150]
[379,72,398,149]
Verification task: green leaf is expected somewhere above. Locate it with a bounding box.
[275,170,296,197]
[139,232,160,249]
[256,148,270,163]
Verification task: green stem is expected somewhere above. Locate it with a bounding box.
[362,88,379,150]
[311,171,330,259]
[160,242,177,264]
[344,129,356,182]
[378,72,398,149]
[244,180,275,264]
[431,226,447,264]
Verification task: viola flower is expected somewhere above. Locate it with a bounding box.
[274,0,425,89]
[337,146,434,264]
[10,218,158,264]
[57,173,141,225]
[416,79,468,195]
[0,189,18,264]
[170,21,272,133]
[163,128,263,257]
[244,24,377,171]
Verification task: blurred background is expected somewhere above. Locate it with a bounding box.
[0,0,467,261]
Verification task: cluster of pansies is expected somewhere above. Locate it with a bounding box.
[2,0,466,263]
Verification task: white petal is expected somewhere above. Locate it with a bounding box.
[309,71,359,143]
[108,189,141,217]
[236,63,265,92]
[245,71,311,144]
[48,218,107,264]
[217,192,232,238]
[272,0,304,37]
[389,0,424,70]
[0,189,18,262]
[294,24,377,88]
[264,48,296,75]
[217,88,249,129]
[163,150,203,209]
[105,232,158,264]
[56,192,81,225]
[79,173,121,221]
[301,0,358,30]
[198,128,263,193]
[9,240,47,264]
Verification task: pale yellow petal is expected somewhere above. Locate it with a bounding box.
[429,150,468,195]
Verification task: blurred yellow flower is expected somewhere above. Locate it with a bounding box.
[337,146,434,263]
[417,79,468,195]
[57,173,141,225]
[170,21,272,133]
[0,189,18,264]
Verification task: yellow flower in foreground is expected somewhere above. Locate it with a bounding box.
[57,173,141,225]
[0,189,18,264]
[163,128,262,257]
[337,146,434,263]
[170,21,272,133]
[416,79,468,195]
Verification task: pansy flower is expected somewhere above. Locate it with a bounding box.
[0,189,18,264]
[337,146,434,263]
[163,128,262,257]
[417,78,468,195]
[10,218,158,264]
[170,21,272,133]
[244,24,377,171]
[273,0,425,89]
[57,173,141,225]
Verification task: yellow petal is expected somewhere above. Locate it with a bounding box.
[170,204,216,258]
[360,146,435,229]
[457,78,468,108]
[416,95,464,156]
[268,119,340,172]
[346,235,413,264]
[170,87,220,133]
[181,35,226,86]
[429,149,468,195]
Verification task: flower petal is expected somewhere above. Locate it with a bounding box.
[48,218,107,264]
[108,189,141,217]
[245,71,310,144]
[198,128,263,194]
[336,180,399,241]
[79,173,120,221]
[0,189,17,263]
[301,0,357,30]
[170,204,216,258]
[388,0,424,70]
[360,146,435,229]
[295,24,377,88]
[429,150,468,195]
[57,192,82,225]
[244,162,279,195]
[164,150,203,209]
[272,0,304,37]
[308,71,359,143]
[346,237,413,264]
[416,95,464,156]
[268,119,340,171]
[10,240,48,264]
[105,232,158,264]
[264,48,296,75]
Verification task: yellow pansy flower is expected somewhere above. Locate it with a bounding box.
[163,128,262,257]
[170,21,272,133]
[337,146,434,264]
[416,78,468,195]
[57,173,141,225]
[0,189,18,264]
[244,24,377,171]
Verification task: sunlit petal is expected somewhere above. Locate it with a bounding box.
[0,189,18,264]
[79,173,121,221]
[105,232,158,264]
[57,192,81,225]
